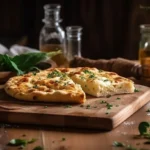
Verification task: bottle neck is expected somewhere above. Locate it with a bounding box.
[43,4,62,27]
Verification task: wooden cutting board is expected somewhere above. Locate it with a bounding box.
[0,84,150,130]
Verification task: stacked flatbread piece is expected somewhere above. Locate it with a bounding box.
[5,67,135,103]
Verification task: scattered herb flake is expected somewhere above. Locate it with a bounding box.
[86,105,90,109]
[134,89,139,92]
[8,139,27,146]
[100,100,106,104]
[138,122,150,135]
[33,85,38,88]
[106,103,113,109]
[99,69,103,72]
[33,146,44,150]
[116,97,121,100]
[113,141,125,147]
[61,137,66,141]
[64,105,72,108]
[32,72,37,76]
[146,109,150,112]
[80,104,84,107]
[103,79,109,82]
[105,112,109,115]
[44,106,48,108]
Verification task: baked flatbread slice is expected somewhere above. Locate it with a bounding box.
[5,68,86,103]
[59,67,135,97]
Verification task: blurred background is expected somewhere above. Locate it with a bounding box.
[0,0,150,60]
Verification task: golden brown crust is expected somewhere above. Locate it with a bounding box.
[5,69,86,103]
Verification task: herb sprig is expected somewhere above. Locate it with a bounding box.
[0,50,61,75]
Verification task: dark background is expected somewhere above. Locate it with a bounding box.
[0,0,150,59]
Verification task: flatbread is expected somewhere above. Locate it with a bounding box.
[5,68,86,103]
[59,67,135,97]
[5,67,135,103]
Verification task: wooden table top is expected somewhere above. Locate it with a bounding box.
[0,101,149,150]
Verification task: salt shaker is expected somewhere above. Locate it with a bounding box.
[66,26,82,61]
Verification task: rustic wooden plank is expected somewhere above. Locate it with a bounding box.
[0,84,149,130]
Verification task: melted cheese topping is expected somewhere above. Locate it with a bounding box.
[58,67,135,97]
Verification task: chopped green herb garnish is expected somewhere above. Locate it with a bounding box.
[112,141,125,147]
[83,70,93,74]
[33,146,44,150]
[47,70,62,78]
[106,103,113,109]
[146,109,150,112]
[105,112,109,115]
[103,79,109,82]
[99,69,103,72]
[86,104,90,109]
[100,100,107,104]
[116,97,121,100]
[8,139,27,146]
[89,74,95,78]
[32,71,37,76]
[80,76,85,80]
[80,104,84,107]
[138,122,150,135]
[33,85,38,88]
[134,89,139,92]
[44,106,48,108]
[64,105,72,108]
[62,137,66,141]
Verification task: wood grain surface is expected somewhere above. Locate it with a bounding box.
[0,84,150,131]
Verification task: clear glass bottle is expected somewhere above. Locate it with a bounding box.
[39,4,68,67]
[139,24,150,78]
[66,26,82,62]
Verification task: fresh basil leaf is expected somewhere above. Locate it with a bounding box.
[138,122,150,135]
[112,141,125,147]
[33,146,44,150]
[8,139,27,146]
[2,55,24,75]
[12,52,47,71]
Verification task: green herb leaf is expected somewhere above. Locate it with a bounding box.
[8,139,27,146]
[116,97,120,100]
[134,89,139,92]
[0,51,61,75]
[138,122,150,135]
[64,105,72,108]
[61,137,66,141]
[106,103,113,109]
[146,109,150,112]
[112,141,125,147]
[33,146,44,150]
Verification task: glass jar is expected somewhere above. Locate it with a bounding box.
[39,4,68,67]
[139,24,150,78]
[66,26,82,62]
